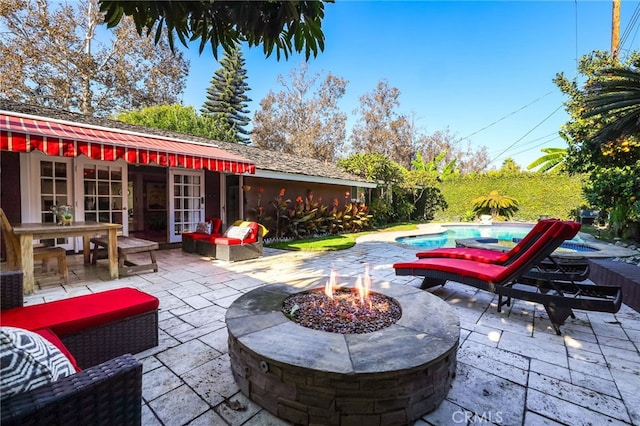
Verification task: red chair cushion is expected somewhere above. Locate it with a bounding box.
[213,237,244,246]
[417,248,509,263]
[0,288,159,336]
[33,328,82,372]
[182,232,212,241]
[394,258,506,282]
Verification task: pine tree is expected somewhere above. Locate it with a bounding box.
[201,46,252,143]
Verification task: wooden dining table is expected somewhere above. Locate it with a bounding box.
[11,221,122,294]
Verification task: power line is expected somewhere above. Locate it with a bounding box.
[509,136,564,159]
[488,104,564,164]
[489,132,560,157]
[619,2,640,50]
[460,91,555,141]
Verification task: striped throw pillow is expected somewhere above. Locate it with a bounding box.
[1,327,76,400]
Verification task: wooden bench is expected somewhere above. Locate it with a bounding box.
[91,236,159,276]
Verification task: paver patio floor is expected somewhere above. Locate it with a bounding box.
[25,234,640,426]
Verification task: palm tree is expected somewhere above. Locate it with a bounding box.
[471,190,519,220]
[527,147,567,173]
[582,67,640,144]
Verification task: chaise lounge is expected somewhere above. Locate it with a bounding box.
[394,221,623,334]
[414,218,590,282]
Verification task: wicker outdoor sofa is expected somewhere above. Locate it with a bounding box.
[0,270,158,425]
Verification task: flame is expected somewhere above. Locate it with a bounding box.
[325,269,338,299]
[324,266,373,310]
[363,264,371,298]
[354,275,364,305]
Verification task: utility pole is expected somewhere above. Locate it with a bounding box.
[612,0,620,60]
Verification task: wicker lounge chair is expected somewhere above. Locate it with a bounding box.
[0,270,144,426]
[394,221,623,334]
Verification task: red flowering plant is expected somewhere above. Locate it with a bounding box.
[269,188,291,239]
[328,196,373,234]
[288,192,324,238]
[260,187,373,240]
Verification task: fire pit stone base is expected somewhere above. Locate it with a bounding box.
[226,278,460,426]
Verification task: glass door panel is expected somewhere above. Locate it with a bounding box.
[37,158,72,249]
[169,169,204,243]
[79,160,127,234]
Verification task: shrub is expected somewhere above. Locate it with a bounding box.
[434,173,588,221]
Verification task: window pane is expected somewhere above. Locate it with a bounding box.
[54,162,67,178]
[97,167,109,180]
[55,179,66,194]
[110,169,122,181]
[41,180,53,194]
[40,162,53,177]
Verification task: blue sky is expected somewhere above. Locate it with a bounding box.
[179,1,640,168]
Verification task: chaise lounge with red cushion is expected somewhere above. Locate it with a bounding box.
[414,218,590,282]
[415,219,558,264]
[394,221,622,334]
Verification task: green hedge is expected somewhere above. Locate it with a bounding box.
[433,174,588,222]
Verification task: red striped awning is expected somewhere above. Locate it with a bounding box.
[0,113,255,174]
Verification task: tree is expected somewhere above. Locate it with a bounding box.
[338,153,408,224]
[499,158,522,174]
[350,79,414,168]
[471,190,519,220]
[582,65,640,145]
[555,50,640,238]
[411,151,459,182]
[98,0,330,60]
[527,147,567,173]
[115,104,237,142]
[201,45,252,144]
[413,127,490,174]
[0,0,188,116]
[252,63,347,161]
[403,154,449,221]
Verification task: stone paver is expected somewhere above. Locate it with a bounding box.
[23,234,640,426]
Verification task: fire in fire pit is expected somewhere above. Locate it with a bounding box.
[282,268,402,334]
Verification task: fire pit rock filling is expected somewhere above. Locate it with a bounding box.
[226,277,460,425]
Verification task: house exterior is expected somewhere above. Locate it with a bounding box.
[0,100,375,252]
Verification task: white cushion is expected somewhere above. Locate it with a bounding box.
[0,327,76,400]
[224,226,251,240]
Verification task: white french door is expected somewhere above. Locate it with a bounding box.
[75,158,128,236]
[24,154,75,250]
[168,169,204,243]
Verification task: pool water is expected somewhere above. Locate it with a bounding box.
[396,224,584,250]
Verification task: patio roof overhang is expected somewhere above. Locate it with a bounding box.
[0,111,255,174]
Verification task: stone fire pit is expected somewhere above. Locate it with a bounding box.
[226,277,460,425]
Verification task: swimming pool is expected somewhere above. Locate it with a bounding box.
[395,224,584,250]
